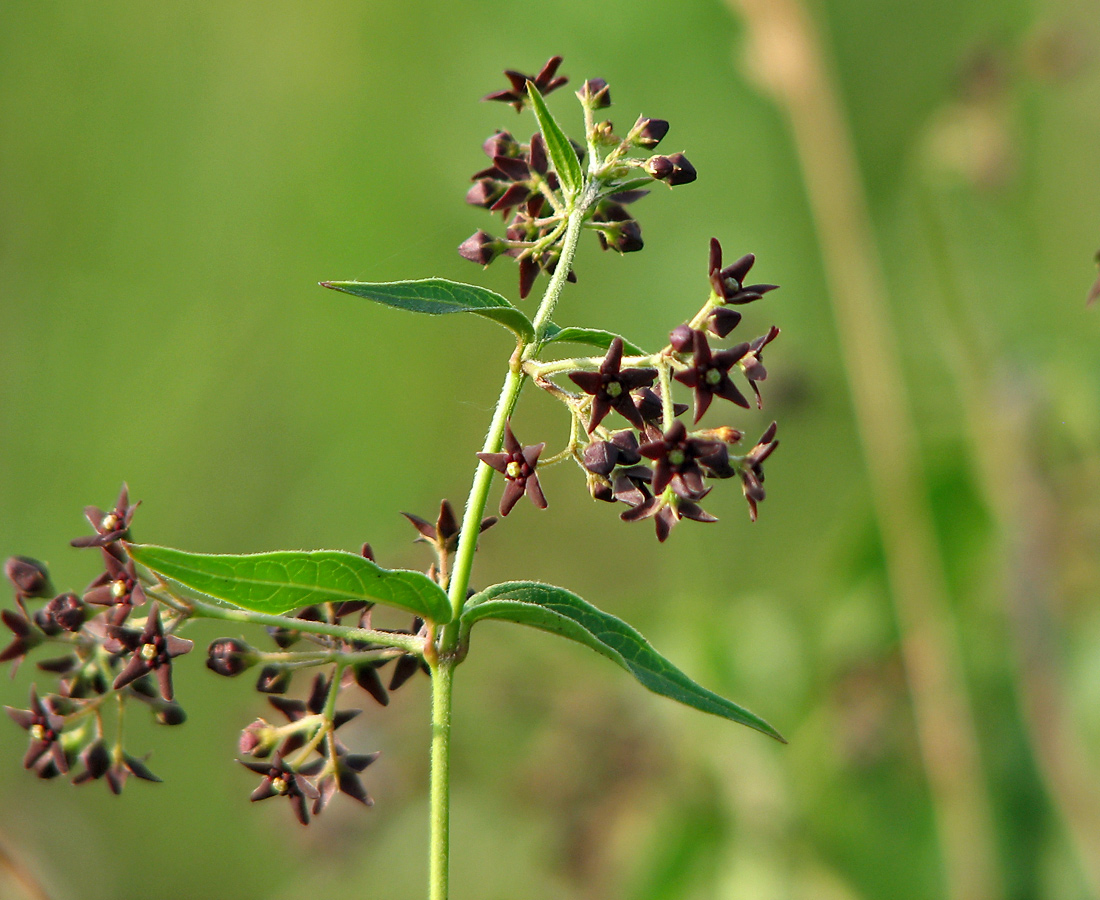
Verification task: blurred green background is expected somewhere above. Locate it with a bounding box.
[2,1,1100,898]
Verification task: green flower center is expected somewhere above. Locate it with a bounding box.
[141,643,158,661]
[605,381,622,398]
[506,461,523,479]
[668,449,686,466]
[705,369,722,386]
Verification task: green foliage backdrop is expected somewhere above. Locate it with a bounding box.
[2,1,1099,898]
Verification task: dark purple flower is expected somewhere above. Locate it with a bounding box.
[0,609,41,671]
[240,753,323,825]
[71,484,139,548]
[568,338,656,432]
[740,422,779,522]
[631,387,688,427]
[70,740,161,794]
[313,749,381,815]
[592,202,644,254]
[5,686,67,774]
[476,423,547,516]
[109,603,193,701]
[621,491,717,542]
[402,499,496,558]
[741,326,781,408]
[483,56,568,112]
[638,420,722,500]
[84,548,147,624]
[673,330,751,422]
[708,239,779,305]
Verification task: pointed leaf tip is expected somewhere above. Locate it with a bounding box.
[526,82,583,198]
[462,581,785,742]
[322,278,534,341]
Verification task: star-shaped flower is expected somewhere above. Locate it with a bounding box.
[84,548,147,624]
[5,685,67,774]
[673,330,751,422]
[638,420,722,499]
[740,422,779,521]
[240,753,323,826]
[568,338,656,432]
[476,423,547,516]
[483,56,568,112]
[109,603,193,701]
[71,484,139,548]
[707,238,779,305]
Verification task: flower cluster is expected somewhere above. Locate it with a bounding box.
[460,56,696,299]
[210,500,496,823]
[520,238,781,540]
[3,487,191,790]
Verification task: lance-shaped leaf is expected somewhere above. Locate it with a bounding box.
[321,278,534,342]
[526,81,583,199]
[461,581,784,741]
[127,544,453,624]
[542,323,645,356]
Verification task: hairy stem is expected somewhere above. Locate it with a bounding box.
[428,659,453,900]
[428,189,594,900]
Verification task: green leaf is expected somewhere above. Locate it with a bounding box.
[128,544,453,624]
[462,581,785,741]
[542,323,646,356]
[526,81,583,199]
[321,278,534,342]
[603,176,655,196]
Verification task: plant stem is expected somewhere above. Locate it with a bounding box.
[447,191,594,624]
[428,189,594,900]
[428,659,453,900]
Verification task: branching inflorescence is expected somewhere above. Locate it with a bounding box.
[4,57,786,900]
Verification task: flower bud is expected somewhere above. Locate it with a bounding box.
[36,592,86,634]
[627,116,670,149]
[206,638,257,677]
[644,155,674,180]
[239,718,278,757]
[482,129,519,160]
[669,324,695,352]
[576,78,611,109]
[458,230,504,266]
[5,557,52,598]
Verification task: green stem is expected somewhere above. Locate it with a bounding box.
[427,187,594,900]
[428,659,453,900]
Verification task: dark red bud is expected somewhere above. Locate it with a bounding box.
[207,638,257,677]
[5,557,52,598]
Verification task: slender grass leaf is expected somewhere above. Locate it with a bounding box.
[526,82,583,198]
[462,581,784,741]
[321,278,534,342]
[542,323,646,356]
[128,544,453,624]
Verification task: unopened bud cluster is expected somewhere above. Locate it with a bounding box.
[461,56,697,299]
